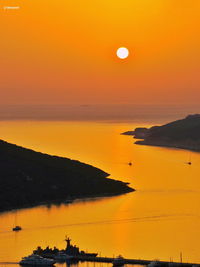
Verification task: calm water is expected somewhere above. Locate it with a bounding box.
[0,120,200,265]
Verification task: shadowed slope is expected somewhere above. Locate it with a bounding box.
[0,140,133,212]
[134,114,200,151]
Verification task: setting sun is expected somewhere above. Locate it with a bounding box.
[116,47,129,59]
[1,1,200,266]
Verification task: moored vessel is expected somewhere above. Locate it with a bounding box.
[33,236,98,259]
[65,236,98,257]
[54,252,74,261]
[19,254,56,266]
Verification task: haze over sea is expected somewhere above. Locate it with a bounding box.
[0,104,200,266]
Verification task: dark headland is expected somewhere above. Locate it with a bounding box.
[0,139,133,212]
[122,114,200,151]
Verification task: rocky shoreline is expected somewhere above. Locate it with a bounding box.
[122,114,200,152]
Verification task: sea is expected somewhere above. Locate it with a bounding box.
[0,104,200,266]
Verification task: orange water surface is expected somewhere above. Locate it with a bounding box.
[0,120,199,265]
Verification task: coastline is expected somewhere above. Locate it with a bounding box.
[135,140,200,152]
[0,139,134,214]
[123,115,200,153]
[0,190,134,214]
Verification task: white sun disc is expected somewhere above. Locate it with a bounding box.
[116,47,129,59]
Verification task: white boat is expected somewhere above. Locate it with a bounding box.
[19,254,55,266]
[54,252,74,261]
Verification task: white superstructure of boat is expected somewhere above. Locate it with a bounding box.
[19,254,55,266]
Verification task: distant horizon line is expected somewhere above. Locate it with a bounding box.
[0,104,199,124]
[1,103,200,107]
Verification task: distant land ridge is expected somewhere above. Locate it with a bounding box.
[0,139,133,212]
[122,114,200,151]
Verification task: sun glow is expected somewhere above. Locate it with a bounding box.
[116,47,129,59]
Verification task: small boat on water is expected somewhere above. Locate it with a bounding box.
[12,211,22,231]
[113,255,125,266]
[19,254,56,266]
[13,225,22,231]
[186,153,192,165]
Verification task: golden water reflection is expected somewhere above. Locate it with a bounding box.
[0,121,199,264]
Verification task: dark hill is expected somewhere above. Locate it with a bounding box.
[133,114,200,150]
[0,139,133,212]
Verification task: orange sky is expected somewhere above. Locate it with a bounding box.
[0,0,200,105]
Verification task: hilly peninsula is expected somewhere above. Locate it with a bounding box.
[123,114,200,151]
[0,139,133,212]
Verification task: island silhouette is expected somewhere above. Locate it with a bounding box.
[123,114,200,152]
[0,139,133,212]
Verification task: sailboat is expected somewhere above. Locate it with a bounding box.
[12,212,22,231]
[186,153,192,165]
[13,225,22,231]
